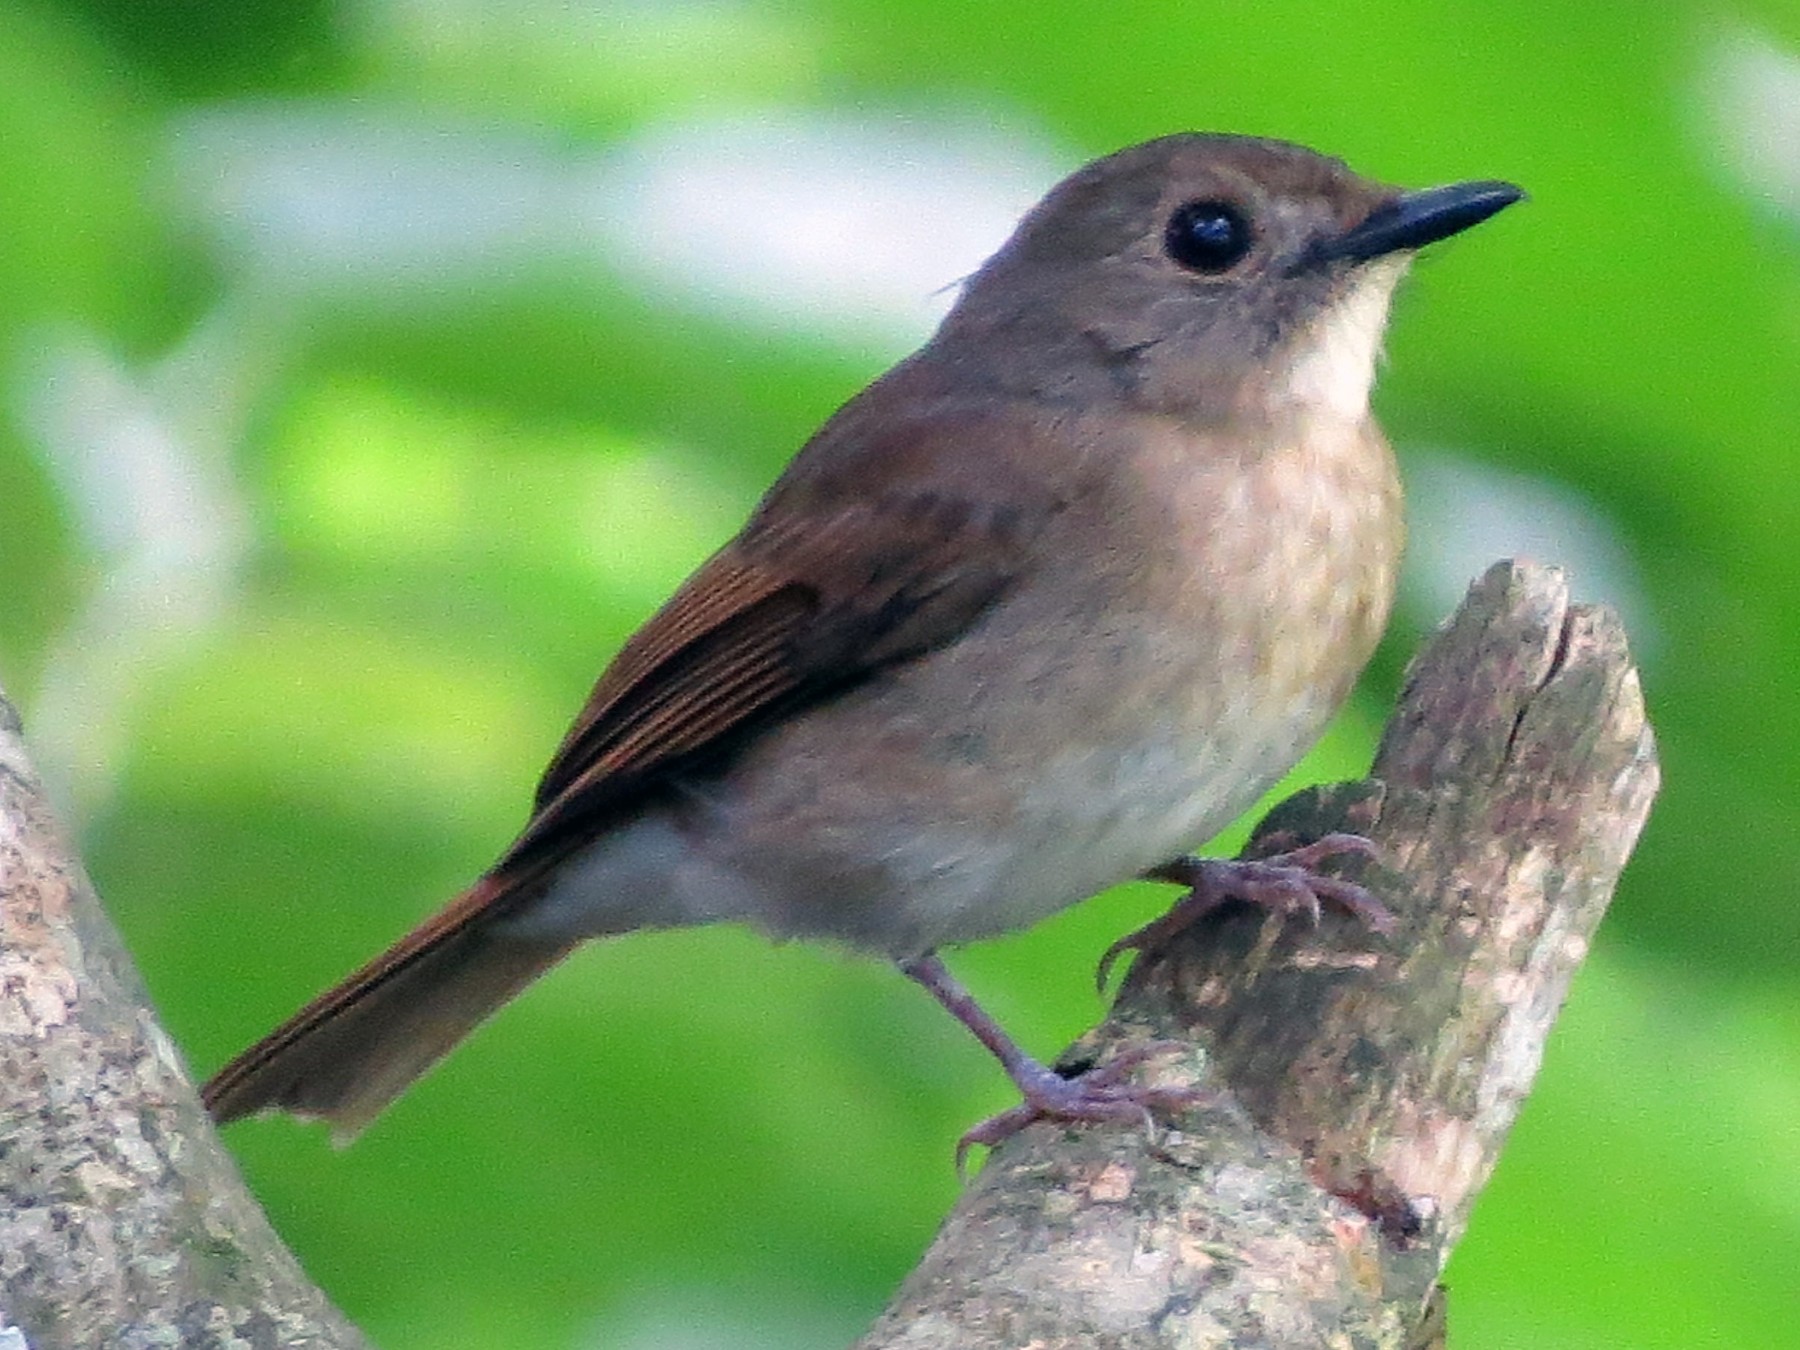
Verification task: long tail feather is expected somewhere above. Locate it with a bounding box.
[202,877,572,1138]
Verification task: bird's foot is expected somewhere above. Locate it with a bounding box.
[1097,832,1393,992]
[897,952,1203,1174]
[954,1042,1202,1176]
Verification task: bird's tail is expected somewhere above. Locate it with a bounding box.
[201,876,573,1139]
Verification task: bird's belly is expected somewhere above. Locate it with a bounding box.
[896,764,1225,947]
[886,692,1330,950]
[683,622,1343,958]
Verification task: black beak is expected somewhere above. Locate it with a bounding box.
[1321,180,1524,264]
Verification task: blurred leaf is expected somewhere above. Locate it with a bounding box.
[57,0,346,97]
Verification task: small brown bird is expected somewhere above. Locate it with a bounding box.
[203,134,1521,1156]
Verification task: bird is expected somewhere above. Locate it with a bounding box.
[202,133,1522,1159]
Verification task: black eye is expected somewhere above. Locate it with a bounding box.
[1164,200,1252,273]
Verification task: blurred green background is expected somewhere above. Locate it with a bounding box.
[3,1,1798,1346]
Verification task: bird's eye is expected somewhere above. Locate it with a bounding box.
[1164,200,1252,273]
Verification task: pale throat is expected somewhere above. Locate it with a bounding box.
[1271,256,1411,423]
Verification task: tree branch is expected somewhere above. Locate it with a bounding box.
[0,698,366,1346]
[856,560,1659,1349]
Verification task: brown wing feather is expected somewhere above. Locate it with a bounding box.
[531,566,813,811]
[504,485,1042,877]
[533,555,802,807]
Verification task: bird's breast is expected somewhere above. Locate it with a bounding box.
[922,411,1401,938]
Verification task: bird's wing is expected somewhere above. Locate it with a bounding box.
[499,479,1046,878]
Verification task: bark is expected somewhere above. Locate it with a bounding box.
[855,560,1659,1349]
[0,699,366,1347]
[0,559,1656,1348]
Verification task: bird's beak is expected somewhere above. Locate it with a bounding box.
[1321,180,1525,264]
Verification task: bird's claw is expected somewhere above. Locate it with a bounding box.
[954,1041,1200,1177]
[1097,832,1392,992]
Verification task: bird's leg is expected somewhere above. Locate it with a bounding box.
[898,952,1200,1173]
[1097,832,1393,992]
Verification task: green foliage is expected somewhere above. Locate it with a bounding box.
[5,1,1797,1345]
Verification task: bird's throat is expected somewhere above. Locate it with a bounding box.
[1271,256,1410,423]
